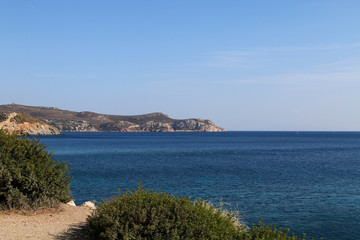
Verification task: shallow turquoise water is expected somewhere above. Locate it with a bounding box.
[38,132,360,240]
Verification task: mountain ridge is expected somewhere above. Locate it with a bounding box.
[0,104,225,132]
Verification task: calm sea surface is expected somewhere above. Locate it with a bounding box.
[38,132,360,240]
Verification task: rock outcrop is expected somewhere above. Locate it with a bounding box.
[81,201,97,210]
[173,119,224,132]
[0,111,60,135]
[0,104,225,132]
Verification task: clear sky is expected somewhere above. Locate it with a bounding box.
[1,1,359,131]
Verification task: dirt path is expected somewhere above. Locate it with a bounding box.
[0,204,94,240]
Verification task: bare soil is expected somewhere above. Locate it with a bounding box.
[0,204,94,240]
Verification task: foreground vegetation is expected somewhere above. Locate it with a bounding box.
[0,129,71,210]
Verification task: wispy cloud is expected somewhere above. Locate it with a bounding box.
[221,42,360,53]
[202,42,360,69]
[188,42,360,88]
[317,58,360,71]
[224,70,360,87]
[199,51,251,69]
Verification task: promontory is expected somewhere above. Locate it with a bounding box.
[0,104,225,133]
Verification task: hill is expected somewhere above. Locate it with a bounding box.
[0,104,225,132]
[0,111,60,135]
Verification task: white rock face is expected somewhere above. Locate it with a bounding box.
[66,200,76,206]
[81,201,96,210]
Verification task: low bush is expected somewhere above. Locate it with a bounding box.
[87,183,319,240]
[87,183,245,240]
[0,129,72,210]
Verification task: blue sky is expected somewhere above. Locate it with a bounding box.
[1,1,360,130]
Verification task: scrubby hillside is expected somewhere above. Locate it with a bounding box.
[0,104,225,132]
[0,111,60,135]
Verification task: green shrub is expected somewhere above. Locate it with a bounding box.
[87,183,245,240]
[0,129,72,210]
[239,218,318,240]
[87,183,320,240]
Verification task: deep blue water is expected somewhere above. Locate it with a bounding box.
[38,132,360,240]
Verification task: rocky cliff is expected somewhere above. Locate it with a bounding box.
[0,104,225,132]
[0,111,61,135]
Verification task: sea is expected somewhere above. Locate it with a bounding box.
[37,131,360,240]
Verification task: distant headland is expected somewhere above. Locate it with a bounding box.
[0,104,225,135]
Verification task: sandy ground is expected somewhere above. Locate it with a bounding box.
[0,204,94,240]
